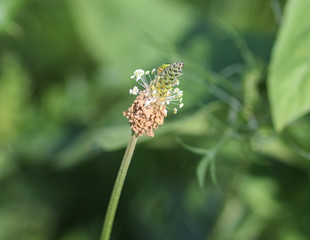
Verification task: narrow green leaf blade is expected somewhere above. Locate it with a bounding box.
[268,0,310,131]
[176,138,208,155]
[196,154,213,189]
[210,160,219,188]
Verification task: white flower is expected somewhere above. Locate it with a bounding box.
[129,86,139,95]
[173,88,180,93]
[133,69,145,80]
[127,62,184,117]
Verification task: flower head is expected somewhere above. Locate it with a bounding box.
[124,62,184,137]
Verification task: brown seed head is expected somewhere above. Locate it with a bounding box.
[123,90,167,137]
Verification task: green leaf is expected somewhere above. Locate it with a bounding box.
[67,0,192,69]
[53,124,131,169]
[209,160,219,188]
[196,153,214,189]
[176,138,209,155]
[0,0,25,33]
[268,0,310,131]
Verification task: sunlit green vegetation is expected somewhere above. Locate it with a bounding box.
[1,0,310,239]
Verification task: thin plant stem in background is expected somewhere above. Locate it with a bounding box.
[100,134,138,240]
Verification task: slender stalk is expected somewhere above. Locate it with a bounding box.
[100,134,138,240]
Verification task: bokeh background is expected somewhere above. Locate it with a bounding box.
[1,0,310,239]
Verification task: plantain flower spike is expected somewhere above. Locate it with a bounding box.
[123,62,184,137]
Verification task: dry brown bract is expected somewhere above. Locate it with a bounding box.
[123,91,167,137]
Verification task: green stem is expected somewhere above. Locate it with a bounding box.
[100,134,138,240]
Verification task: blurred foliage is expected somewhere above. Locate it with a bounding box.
[0,0,310,239]
[268,0,310,131]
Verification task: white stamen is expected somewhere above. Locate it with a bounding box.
[173,88,180,93]
[134,69,145,80]
[128,63,184,115]
[129,86,139,95]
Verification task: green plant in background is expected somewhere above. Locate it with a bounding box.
[1,0,310,239]
[101,62,184,240]
[268,0,310,131]
[176,0,310,191]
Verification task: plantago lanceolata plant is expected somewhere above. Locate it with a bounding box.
[100,62,184,240]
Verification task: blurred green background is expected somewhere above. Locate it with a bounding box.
[1,0,310,239]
